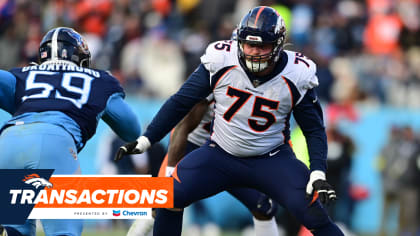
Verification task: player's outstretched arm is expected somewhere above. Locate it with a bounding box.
[115,99,209,163]
[115,64,212,162]
[167,99,210,167]
[102,94,141,142]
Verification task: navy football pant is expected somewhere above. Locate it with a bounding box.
[182,141,277,218]
[169,141,342,234]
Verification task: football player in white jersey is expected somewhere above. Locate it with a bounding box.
[128,96,280,236]
[116,6,344,236]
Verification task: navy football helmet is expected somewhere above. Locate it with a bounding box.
[39,27,91,67]
[237,6,286,73]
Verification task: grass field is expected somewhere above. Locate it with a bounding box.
[36,225,244,236]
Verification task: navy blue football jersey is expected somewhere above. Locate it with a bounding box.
[9,64,124,146]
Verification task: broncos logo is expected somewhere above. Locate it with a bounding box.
[22,174,53,189]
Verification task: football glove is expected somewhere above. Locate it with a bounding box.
[114,136,151,161]
[305,170,337,205]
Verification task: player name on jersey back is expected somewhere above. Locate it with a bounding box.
[22,64,100,78]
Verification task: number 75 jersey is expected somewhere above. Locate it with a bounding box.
[9,65,124,143]
[201,40,319,157]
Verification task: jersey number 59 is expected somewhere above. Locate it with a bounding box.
[22,71,94,109]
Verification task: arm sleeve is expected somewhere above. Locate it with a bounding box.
[144,64,211,144]
[102,93,141,142]
[0,70,16,114]
[292,89,327,172]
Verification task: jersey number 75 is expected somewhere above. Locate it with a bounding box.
[223,86,279,132]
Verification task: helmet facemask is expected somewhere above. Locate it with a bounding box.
[238,40,282,73]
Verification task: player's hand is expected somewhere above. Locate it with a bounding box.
[114,136,151,161]
[305,170,337,205]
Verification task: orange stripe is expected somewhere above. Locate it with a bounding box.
[309,191,319,205]
[254,6,266,26]
[158,154,169,177]
[172,165,181,183]
[281,76,294,107]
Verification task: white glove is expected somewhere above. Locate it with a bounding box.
[134,136,151,153]
[114,136,151,161]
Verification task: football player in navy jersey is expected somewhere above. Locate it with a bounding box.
[116,6,344,236]
[0,27,140,236]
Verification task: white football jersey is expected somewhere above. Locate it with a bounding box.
[187,95,214,146]
[200,40,318,157]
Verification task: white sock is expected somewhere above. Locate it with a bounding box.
[253,217,279,236]
[127,218,155,236]
[166,166,175,177]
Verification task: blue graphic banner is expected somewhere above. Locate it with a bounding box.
[0,169,54,224]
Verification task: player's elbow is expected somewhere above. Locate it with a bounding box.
[119,122,141,142]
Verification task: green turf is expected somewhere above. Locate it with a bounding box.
[36,227,242,236]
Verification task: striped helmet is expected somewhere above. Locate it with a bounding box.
[237,6,286,73]
[39,27,91,67]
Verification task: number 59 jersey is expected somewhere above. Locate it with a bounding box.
[201,40,319,157]
[9,64,124,147]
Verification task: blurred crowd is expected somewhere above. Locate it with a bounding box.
[0,0,419,105]
[379,126,420,236]
[1,0,419,235]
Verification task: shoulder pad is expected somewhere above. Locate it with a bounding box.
[283,50,318,94]
[200,40,237,74]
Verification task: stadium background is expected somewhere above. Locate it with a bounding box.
[0,0,419,235]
